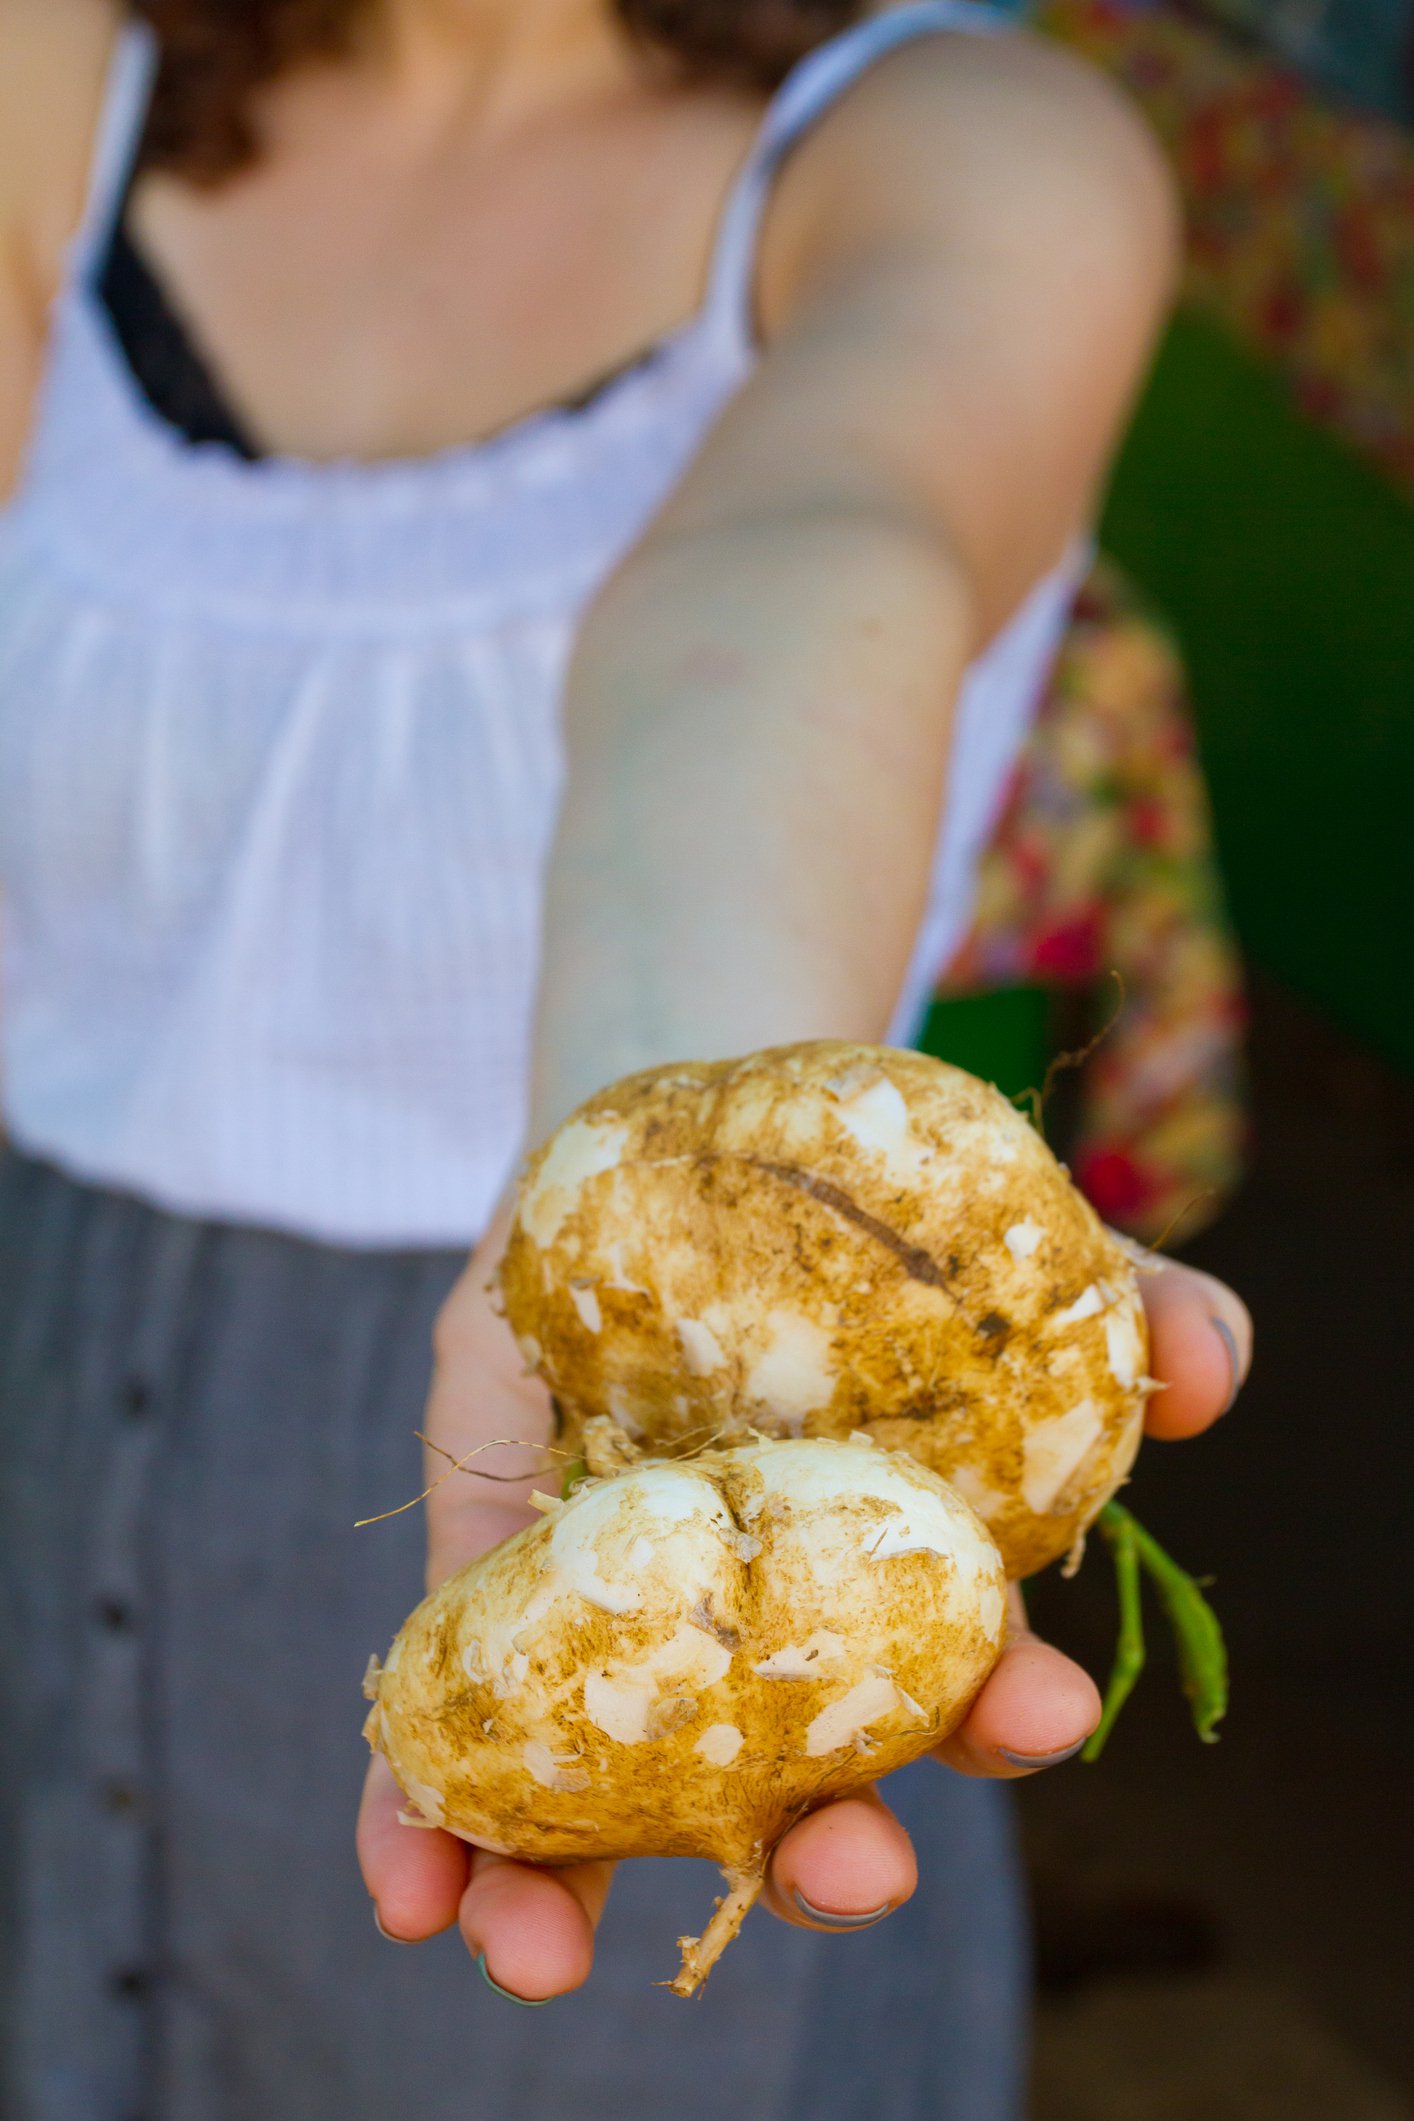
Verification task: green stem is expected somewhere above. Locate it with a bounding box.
[560,1457,589,1501]
[1128,1507,1229,1746]
[1082,1504,1145,1762]
[1083,1502,1229,1761]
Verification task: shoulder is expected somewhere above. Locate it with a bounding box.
[727,19,1180,632]
[758,20,1179,337]
[0,0,118,307]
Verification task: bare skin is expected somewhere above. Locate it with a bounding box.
[0,0,1253,2004]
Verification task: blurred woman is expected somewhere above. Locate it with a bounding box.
[0,1,1250,2115]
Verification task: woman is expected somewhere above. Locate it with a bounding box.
[0,1,1251,2115]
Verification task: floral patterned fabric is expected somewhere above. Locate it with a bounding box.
[1039,0,1414,496]
[939,559,1248,1244]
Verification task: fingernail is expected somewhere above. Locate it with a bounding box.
[374,1909,413,1944]
[477,1952,554,2006]
[1210,1315,1242,1413]
[791,1889,894,1930]
[996,1737,1089,1771]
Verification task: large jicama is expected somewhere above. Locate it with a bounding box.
[366,1437,1007,1995]
[498,1042,1154,1580]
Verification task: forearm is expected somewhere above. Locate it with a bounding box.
[528,502,974,1140]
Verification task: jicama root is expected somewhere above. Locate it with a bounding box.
[499,1041,1157,1582]
[366,1437,1006,1993]
[670,1870,766,1999]
[366,1044,1231,1997]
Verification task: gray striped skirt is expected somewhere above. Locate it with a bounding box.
[0,1150,1028,2121]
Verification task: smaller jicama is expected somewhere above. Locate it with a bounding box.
[366,1436,1006,1995]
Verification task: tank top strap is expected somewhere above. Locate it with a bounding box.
[68,21,159,284]
[702,1,1005,354]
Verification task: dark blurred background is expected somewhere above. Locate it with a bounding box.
[1023,981,1413,2120]
[916,0,1413,2105]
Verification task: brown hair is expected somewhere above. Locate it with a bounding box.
[127,1,868,184]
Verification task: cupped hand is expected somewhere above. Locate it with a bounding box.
[358,1219,1251,1999]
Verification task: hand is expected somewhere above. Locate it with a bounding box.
[358,1221,1251,2001]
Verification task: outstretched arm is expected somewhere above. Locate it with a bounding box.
[359,30,1250,2002]
[531,28,1181,1129]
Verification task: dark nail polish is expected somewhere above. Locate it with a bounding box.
[996,1737,1089,1771]
[478,1952,553,2006]
[374,1910,412,1944]
[1210,1315,1242,1413]
[791,1889,894,1930]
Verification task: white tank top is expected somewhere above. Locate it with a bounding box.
[0,2,1082,1247]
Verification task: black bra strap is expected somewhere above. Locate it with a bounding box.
[98,210,264,460]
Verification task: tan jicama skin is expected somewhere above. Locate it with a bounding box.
[366,1436,1006,1995]
[499,1042,1157,1581]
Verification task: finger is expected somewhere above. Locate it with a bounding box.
[764,1788,917,1931]
[425,1494,536,1594]
[1137,1255,1253,1440]
[936,1609,1100,1777]
[421,1275,556,1589]
[458,1852,615,2003]
[358,1754,470,1941]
